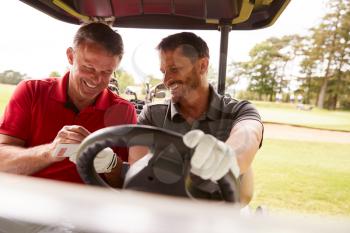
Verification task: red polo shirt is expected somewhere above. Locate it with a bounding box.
[0,72,137,183]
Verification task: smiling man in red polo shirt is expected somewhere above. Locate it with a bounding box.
[0,23,137,185]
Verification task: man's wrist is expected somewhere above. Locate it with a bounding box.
[110,153,118,169]
[104,152,117,172]
[229,149,240,179]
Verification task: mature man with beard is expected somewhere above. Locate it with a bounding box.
[130,32,263,205]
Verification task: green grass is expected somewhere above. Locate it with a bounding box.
[253,101,350,131]
[251,139,350,218]
[0,83,16,113]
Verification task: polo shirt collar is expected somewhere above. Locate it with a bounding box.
[94,88,111,110]
[170,84,222,121]
[206,84,222,120]
[50,72,69,103]
[50,71,111,111]
[170,100,180,120]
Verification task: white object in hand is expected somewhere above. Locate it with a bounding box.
[183,130,240,181]
[52,144,79,158]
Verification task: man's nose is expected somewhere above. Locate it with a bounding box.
[91,73,100,83]
[162,70,170,85]
[94,71,106,83]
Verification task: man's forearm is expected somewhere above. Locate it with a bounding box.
[226,120,263,174]
[128,146,149,165]
[0,144,55,175]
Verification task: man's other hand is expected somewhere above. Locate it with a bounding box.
[49,125,90,161]
[183,130,240,181]
[69,147,117,173]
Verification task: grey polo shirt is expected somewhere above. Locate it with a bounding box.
[138,85,263,143]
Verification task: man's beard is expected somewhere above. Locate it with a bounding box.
[171,68,201,104]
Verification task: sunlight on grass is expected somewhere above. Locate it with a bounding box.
[0,84,16,113]
[253,101,350,131]
[251,139,350,218]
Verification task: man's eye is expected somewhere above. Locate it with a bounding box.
[82,66,94,72]
[170,67,178,73]
[101,71,113,77]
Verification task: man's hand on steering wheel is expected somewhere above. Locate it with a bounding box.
[183,130,240,181]
[70,147,117,173]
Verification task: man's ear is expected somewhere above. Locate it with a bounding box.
[199,57,209,75]
[66,47,74,65]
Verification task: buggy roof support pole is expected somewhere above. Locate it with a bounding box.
[218,25,231,95]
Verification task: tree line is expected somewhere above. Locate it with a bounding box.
[229,0,350,110]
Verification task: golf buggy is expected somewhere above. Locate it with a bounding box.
[124,82,167,114]
[18,0,290,204]
[108,72,167,114]
[3,1,350,233]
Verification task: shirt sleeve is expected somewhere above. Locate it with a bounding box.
[0,80,33,140]
[137,104,152,125]
[126,103,137,124]
[231,100,264,147]
[230,100,262,126]
[104,101,137,127]
[137,103,169,128]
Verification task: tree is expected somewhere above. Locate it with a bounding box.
[329,1,350,109]
[0,70,27,85]
[338,71,350,109]
[207,64,218,87]
[299,35,321,105]
[235,37,295,101]
[226,62,241,87]
[49,71,61,77]
[227,60,250,97]
[114,69,135,93]
[145,74,162,88]
[302,0,350,109]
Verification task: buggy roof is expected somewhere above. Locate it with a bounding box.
[19,0,290,30]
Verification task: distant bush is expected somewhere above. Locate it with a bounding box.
[0,70,27,85]
[339,99,350,110]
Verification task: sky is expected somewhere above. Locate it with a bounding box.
[0,0,327,84]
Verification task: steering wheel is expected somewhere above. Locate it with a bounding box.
[76,125,239,203]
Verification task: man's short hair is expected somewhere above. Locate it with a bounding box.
[73,22,123,57]
[156,32,209,62]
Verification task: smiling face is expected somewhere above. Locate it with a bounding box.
[66,40,121,108]
[160,47,208,104]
